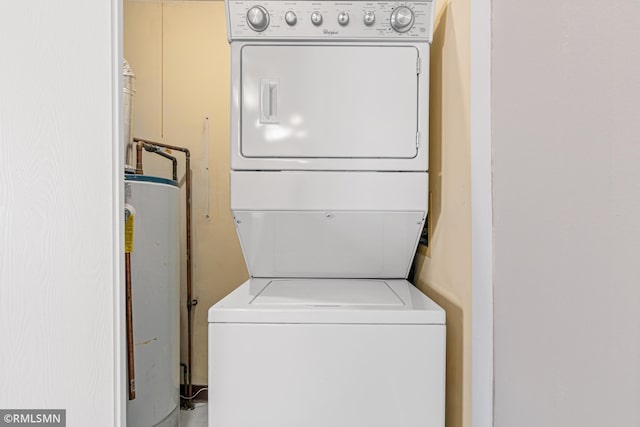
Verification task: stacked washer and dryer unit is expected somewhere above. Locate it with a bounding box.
[209,1,445,426]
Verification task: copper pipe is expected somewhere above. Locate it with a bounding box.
[133,137,194,402]
[125,252,136,400]
[142,143,178,182]
[135,142,143,175]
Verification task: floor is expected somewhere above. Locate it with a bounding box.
[180,402,208,427]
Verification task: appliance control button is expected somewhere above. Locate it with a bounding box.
[285,10,297,26]
[246,6,270,32]
[390,6,414,32]
[363,11,376,26]
[311,11,323,26]
[337,11,349,26]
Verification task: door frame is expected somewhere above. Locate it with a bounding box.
[471,0,494,425]
[112,0,126,424]
[112,0,494,423]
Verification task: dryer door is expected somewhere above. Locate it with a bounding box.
[240,45,419,160]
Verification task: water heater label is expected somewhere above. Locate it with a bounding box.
[125,204,136,253]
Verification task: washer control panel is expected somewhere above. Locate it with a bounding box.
[227,1,434,41]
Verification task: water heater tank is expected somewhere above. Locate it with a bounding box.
[125,175,180,427]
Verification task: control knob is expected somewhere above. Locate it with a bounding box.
[246,6,270,32]
[285,10,297,26]
[363,11,376,26]
[337,11,349,26]
[390,6,414,33]
[311,11,323,26]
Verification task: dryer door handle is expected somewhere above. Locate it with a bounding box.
[260,80,279,123]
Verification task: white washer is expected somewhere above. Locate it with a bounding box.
[209,279,445,427]
[210,1,444,426]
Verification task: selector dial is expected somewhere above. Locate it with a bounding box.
[363,11,376,26]
[390,6,414,33]
[246,6,270,32]
[337,11,349,26]
[311,11,323,26]
[285,10,297,26]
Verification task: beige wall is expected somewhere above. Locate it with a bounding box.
[124,0,249,385]
[413,0,471,426]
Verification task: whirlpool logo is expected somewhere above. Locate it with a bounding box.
[323,29,339,35]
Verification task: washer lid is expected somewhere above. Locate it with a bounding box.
[251,279,404,307]
[209,279,445,325]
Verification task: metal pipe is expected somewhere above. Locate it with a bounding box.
[143,143,178,181]
[133,137,194,402]
[180,363,188,390]
[125,252,136,400]
[135,142,144,175]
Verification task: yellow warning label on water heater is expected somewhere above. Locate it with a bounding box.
[125,212,134,253]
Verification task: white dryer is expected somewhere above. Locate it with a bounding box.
[210,1,444,426]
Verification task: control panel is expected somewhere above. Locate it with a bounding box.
[227,1,435,41]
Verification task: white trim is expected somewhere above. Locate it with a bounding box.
[112,0,126,424]
[471,0,494,425]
